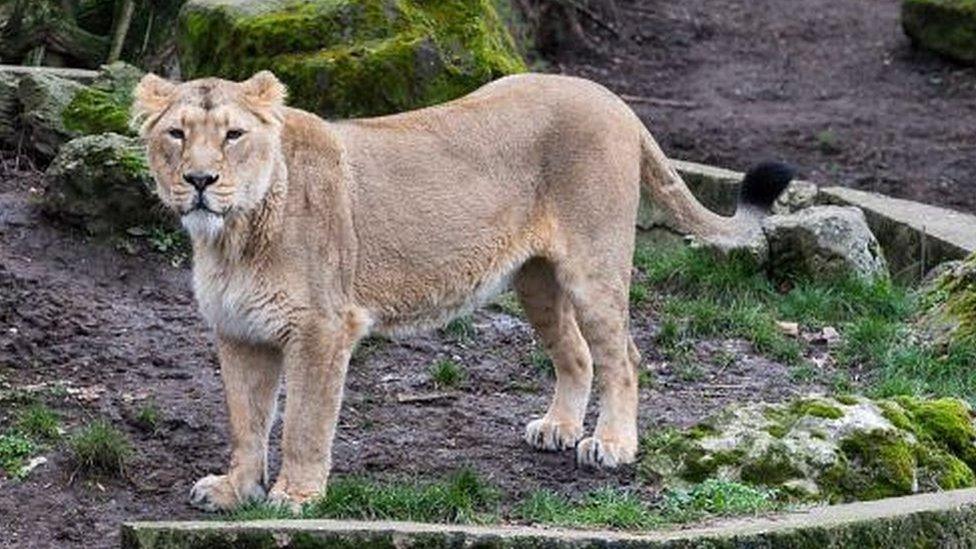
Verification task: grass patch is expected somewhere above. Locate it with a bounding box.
[134,401,162,433]
[0,433,34,478]
[15,403,60,441]
[442,316,476,342]
[228,469,499,524]
[525,346,553,377]
[630,243,976,403]
[429,359,466,389]
[516,480,780,530]
[69,420,132,476]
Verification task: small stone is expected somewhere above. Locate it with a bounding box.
[777,321,800,337]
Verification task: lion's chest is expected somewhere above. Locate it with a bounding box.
[193,263,286,344]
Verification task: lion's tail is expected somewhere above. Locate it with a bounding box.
[638,127,792,248]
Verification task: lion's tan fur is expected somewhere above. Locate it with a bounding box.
[134,71,759,510]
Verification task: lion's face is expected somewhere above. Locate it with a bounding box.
[133,71,288,240]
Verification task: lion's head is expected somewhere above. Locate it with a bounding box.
[132,71,288,240]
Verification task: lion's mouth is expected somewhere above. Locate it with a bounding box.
[184,195,223,216]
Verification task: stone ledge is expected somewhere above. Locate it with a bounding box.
[0,64,98,84]
[122,488,976,548]
[665,160,976,280]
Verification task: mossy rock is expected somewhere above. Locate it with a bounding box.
[641,395,976,504]
[903,0,976,64]
[920,254,976,346]
[18,72,87,159]
[62,62,143,136]
[43,133,171,235]
[177,0,526,118]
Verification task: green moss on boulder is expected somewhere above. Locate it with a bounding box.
[62,62,143,136]
[43,133,170,234]
[921,254,976,347]
[641,395,976,504]
[177,0,526,118]
[903,0,976,64]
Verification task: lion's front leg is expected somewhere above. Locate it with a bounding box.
[190,338,282,511]
[268,318,356,511]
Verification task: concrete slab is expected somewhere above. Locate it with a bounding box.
[122,487,976,548]
[818,186,976,279]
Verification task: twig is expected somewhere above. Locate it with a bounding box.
[396,391,457,404]
[562,0,620,37]
[620,94,699,109]
[107,0,135,63]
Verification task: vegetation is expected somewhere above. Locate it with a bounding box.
[134,401,161,433]
[69,420,132,476]
[631,243,976,404]
[226,469,779,530]
[429,359,466,389]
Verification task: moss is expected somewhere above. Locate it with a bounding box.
[878,400,915,433]
[178,0,525,118]
[740,443,802,486]
[62,87,131,135]
[836,394,860,406]
[791,398,844,420]
[906,398,976,470]
[834,430,916,501]
[903,0,976,64]
[916,447,976,491]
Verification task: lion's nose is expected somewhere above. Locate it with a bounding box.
[182,171,219,192]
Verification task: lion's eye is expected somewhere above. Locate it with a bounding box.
[167,128,185,140]
[225,129,245,141]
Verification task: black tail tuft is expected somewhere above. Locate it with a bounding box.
[739,161,795,209]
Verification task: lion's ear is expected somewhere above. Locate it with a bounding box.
[132,73,177,134]
[242,70,287,109]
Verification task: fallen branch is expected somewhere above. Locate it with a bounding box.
[396,391,457,404]
[620,94,699,109]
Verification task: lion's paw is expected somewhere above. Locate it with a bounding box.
[267,479,319,514]
[189,474,265,512]
[575,436,637,468]
[524,418,582,451]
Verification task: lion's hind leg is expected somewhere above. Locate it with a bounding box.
[516,258,594,452]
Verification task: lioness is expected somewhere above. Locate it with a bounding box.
[133,71,788,510]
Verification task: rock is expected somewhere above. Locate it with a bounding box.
[0,72,21,148]
[61,61,142,136]
[641,395,976,503]
[771,179,818,215]
[762,206,889,281]
[17,72,86,159]
[903,0,976,64]
[177,0,526,118]
[918,253,976,347]
[43,133,171,234]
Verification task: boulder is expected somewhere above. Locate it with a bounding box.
[43,133,170,234]
[0,71,20,148]
[18,72,86,159]
[771,179,819,215]
[61,62,142,136]
[919,253,976,347]
[177,0,526,118]
[14,63,141,160]
[763,206,889,280]
[903,0,976,64]
[641,395,976,502]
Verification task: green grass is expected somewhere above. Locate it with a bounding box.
[515,480,780,529]
[134,402,162,433]
[443,316,476,342]
[631,243,976,403]
[228,469,499,524]
[69,420,132,476]
[0,433,34,478]
[525,346,553,377]
[429,359,466,389]
[15,404,60,441]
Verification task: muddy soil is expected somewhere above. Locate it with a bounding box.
[553,0,976,213]
[0,166,818,547]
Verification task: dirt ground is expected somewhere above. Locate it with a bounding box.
[2,0,973,546]
[0,167,816,548]
[554,0,976,214]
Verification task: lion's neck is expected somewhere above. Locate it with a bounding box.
[192,156,289,268]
